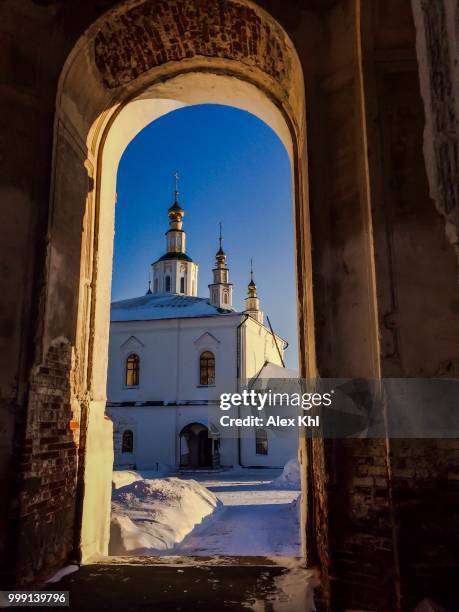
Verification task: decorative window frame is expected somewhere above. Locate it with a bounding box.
[120,335,144,390]
[199,350,216,387]
[193,331,220,388]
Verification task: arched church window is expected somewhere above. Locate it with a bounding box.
[122,430,134,453]
[180,277,185,293]
[125,354,140,386]
[255,428,268,455]
[200,351,215,386]
[222,291,228,304]
[165,275,171,292]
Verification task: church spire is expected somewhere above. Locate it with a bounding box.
[209,223,233,309]
[167,172,184,229]
[245,259,263,323]
[150,173,199,296]
[216,222,226,264]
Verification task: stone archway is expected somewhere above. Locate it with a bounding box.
[3,0,459,607]
[31,0,313,578]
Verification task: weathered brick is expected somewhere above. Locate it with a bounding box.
[94,0,292,89]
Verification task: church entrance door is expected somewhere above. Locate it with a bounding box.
[179,423,213,469]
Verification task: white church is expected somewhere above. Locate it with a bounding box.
[106,186,298,471]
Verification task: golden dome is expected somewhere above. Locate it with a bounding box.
[168,200,184,222]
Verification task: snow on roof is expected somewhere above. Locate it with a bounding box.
[111,293,239,322]
[249,361,301,393]
[257,362,300,379]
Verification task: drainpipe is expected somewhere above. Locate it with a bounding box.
[266,315,285,368]
[236,315,249,467]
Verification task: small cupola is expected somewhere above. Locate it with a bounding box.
[208,223,233,309]
[244,259,263,323]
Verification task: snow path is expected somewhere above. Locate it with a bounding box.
[170,469,301,557]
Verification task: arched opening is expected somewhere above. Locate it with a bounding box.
[179,422,215,469]
[4,0,459,606]
[121,430,134,454]
[43,0,311,572]
[104,101,299,561]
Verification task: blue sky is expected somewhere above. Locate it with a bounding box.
[112,104,298,369]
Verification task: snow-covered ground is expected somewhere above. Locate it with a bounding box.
[171,468,301,557]
[110,463,301,558]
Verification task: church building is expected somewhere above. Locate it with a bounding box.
[106,187,298,471]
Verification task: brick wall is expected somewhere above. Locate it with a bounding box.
[94,0,292,88]
[15,340,80,584]
[391,439,459,610]
[326,439,398,610]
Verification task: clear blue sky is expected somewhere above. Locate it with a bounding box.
[112,104,298,369]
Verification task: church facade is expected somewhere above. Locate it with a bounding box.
[106,189,297,471]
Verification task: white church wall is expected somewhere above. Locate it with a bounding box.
[108,405,177,469]
[217,432,236,467]
[107,320,179,402]
[107,316,241,404]
[106,312,295,470]
[108,404,237,469]
[106,315,241,468]
[242,317,286,380]
[240,428,298,468]
[177,318,238,401]
[238,318,298,468]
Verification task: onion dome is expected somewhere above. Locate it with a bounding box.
[168,199,184,222]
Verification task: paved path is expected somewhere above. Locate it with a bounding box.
[172,469,301,557]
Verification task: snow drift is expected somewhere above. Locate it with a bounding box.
[269,458,301,490]
[112,467,171,490]
[112,470,143,490]
[109,476,221,555]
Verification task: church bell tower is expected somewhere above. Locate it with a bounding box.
[244,260,263,323]
[150,174,198,296]
[208,224,233,309]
